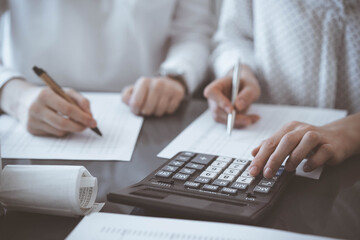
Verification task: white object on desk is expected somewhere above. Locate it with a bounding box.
[0,92,143,161]
[158,104,347,180]
[66,212,334,240]
[0,164,104,216]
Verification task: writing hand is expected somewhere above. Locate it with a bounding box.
[203,65,261,127]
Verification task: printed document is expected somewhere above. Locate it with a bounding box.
[0,92,143,161]
[158,104,347,179]
[66,212,333,240]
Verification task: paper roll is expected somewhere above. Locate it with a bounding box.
[0,165,104,217]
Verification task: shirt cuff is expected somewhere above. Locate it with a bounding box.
[212,47,256,78]
[0,68,25,115]
[0,68,25,89]
[160,60,198,95]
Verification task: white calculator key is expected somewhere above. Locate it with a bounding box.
[218,174,235,182]
[223,169,240,176]
[211,161,227,168]
[200,171,217,179]
[233,158,248,165]
[236,176,254,185]
[215,156,233,163]
[241,171,253,178]
[205,166,223,173]
[228,163,246,171]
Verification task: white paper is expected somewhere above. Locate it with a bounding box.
[0,92,143,161]
[66,212,334,240]
[158,104,347,179]
[0,165,104,216]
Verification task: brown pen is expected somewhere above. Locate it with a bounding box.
[33,66,102,137]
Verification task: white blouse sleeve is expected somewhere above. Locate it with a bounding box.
[0,3,25,92]
[160,0,215,94]
[211,0,255,78]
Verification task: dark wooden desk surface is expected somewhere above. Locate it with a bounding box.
[0,99,359,240]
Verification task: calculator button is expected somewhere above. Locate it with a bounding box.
[275,167,285,176]
[172,173,190,181]
[202,184,219,192]
[191,154,214,165]
[221,187,238,195]
[253,185,271,194]
[181,152,196,157]
[216,156,233,163]
[205,166,223,173]
[184,181,200,189]
[162,165,178,172]
[200,171,217,179]
[240,171,253,178]
[271,176,279,181]
[223,169,240,176]
[228,163,246,171]
[233,159,248,165]
[231,182,248,190]
[236,177,254,185]
[185,163,205,170]
[259,179,275,187]
[212,179,230,187]
[218,174,235,182]
[194,177,211,184]
[211,161,227,168]
[179,168,196,175]
[169,160,185,167]
[175,156,191,162]
[155,170,172,178]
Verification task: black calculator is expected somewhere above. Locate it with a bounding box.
[108,152,294,224]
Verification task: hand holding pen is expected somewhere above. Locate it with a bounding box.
[33,66,102,136]
[0,66,102,137]
[204,63,261,130]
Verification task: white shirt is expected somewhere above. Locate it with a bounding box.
[212,0,360,114]
[0,0,214,93]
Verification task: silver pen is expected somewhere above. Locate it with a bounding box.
[227,61,242,136]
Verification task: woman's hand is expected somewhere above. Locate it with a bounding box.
[203,65,261,127]
[1,79,97,137]
[122,76,185,117]
[249,113,360,178]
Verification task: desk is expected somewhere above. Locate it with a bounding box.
[0,99,359,240]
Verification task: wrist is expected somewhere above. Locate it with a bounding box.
[158,68,188,95]
[324,113,360,158]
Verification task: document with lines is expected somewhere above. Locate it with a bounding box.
[158,104,347,179]
[0,92,143,161]
[66,212,332,240]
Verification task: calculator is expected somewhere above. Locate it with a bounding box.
[108,152,294,224]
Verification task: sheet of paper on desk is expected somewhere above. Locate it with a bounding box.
[0,92,143,161]
[158,104,347,179]
[66,212,334,240]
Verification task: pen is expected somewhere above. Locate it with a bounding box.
[32,66,102,137]
[227,61,241,136]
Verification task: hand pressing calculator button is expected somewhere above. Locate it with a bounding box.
[108,151,295,224]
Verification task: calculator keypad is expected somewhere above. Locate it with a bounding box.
[155,152,285,198]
